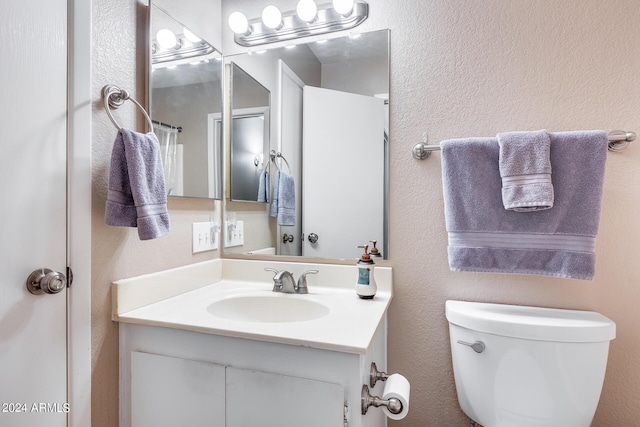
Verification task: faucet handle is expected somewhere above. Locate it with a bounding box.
[264,267,281,292]
[264,267,279,276]
[296,270,319,294]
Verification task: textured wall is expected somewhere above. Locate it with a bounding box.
[92,0,640,426]
[91,1,221,426]
[378,1,640,425]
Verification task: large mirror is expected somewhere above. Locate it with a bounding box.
[224,30,389,260]
[149,3,223,199]
[230,63,271,202]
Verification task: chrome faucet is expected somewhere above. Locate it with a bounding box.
[264,268,318,294]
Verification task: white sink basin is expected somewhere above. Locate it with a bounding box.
[207,294,330,323]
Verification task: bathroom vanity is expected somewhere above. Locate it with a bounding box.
[113,259,392,427]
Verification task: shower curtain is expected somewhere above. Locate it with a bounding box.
[153,123,179,196]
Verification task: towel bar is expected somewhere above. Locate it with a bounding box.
[102,84,153,132]
[412,130,636,160]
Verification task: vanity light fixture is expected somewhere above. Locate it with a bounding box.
[228,11,250,35]
[296,0,318,22]
[228,0,368,47]
[262,5,283,30]
[332,0,355,16]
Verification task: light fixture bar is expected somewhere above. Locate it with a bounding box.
[234,1,368,47]
[152,36,216,64]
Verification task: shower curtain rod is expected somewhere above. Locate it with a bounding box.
[412,130,636,160]
[152,119,182,133]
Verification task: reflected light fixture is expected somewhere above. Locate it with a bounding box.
[152,27,216,65]
[183,27,201,43]
[228,1,368,47]
[156,29,178,49]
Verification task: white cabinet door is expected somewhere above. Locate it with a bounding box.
[0,2,68,427]
[302,86,385,258]
[131,352,225,427]
[226,367,344,427]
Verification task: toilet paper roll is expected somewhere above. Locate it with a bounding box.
[382,373,410,420]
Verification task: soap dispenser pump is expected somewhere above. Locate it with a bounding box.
[356,244,377,299]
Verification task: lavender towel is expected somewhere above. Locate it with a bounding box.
[105,128,170,240]
[441,130,608,280]
[269,171,295,226]
[497,130,554,212]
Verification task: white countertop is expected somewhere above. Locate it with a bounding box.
[113,259,392,354]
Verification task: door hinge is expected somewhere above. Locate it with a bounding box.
[343,401,350,427]
[66,266,73,288]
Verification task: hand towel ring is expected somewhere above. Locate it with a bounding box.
[102,84,153,132]
[270,149,291,173]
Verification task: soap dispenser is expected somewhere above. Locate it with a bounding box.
[356,244,377,299]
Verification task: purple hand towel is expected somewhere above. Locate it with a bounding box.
[497,130,554,212]
[105,128,170,240]
[441,130,608,280]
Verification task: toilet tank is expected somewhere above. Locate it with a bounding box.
[445,300,616,427]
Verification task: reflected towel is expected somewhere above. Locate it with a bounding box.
[257,170,269,203]
[441,130,608,280]
[105,128,170,240]
[269,171,295,226]
[497,130,554,212]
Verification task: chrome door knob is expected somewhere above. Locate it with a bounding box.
[26,268,67,295]
[308,233,319,244]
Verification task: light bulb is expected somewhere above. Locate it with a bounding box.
[183,27,201,43]
[262,5,282,29]
[228,11,249,34]
[296,0,317,22]
[156,29,177,49]
[332,0,354,15]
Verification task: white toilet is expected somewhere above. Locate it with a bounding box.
[445,300,616,427]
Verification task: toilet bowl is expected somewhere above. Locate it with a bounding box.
[445,300,615,427]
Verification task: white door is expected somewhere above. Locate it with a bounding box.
[278,61,304,256]
[0,2,68,426]
[302,87,384,259]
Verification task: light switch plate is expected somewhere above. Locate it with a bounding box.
[192,222,218,253]
[224,220,244,248]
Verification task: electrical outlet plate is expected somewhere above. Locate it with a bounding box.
[224,220,244,248]
[192,222,218,253]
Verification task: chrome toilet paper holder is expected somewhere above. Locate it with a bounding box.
[361,363,403,416]
[361,384,403,416]
[369,362,389,387]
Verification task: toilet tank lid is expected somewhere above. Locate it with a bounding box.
[445,300,616,343]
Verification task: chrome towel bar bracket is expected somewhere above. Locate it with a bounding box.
[413,130,636,160]
[102,84,153,132]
